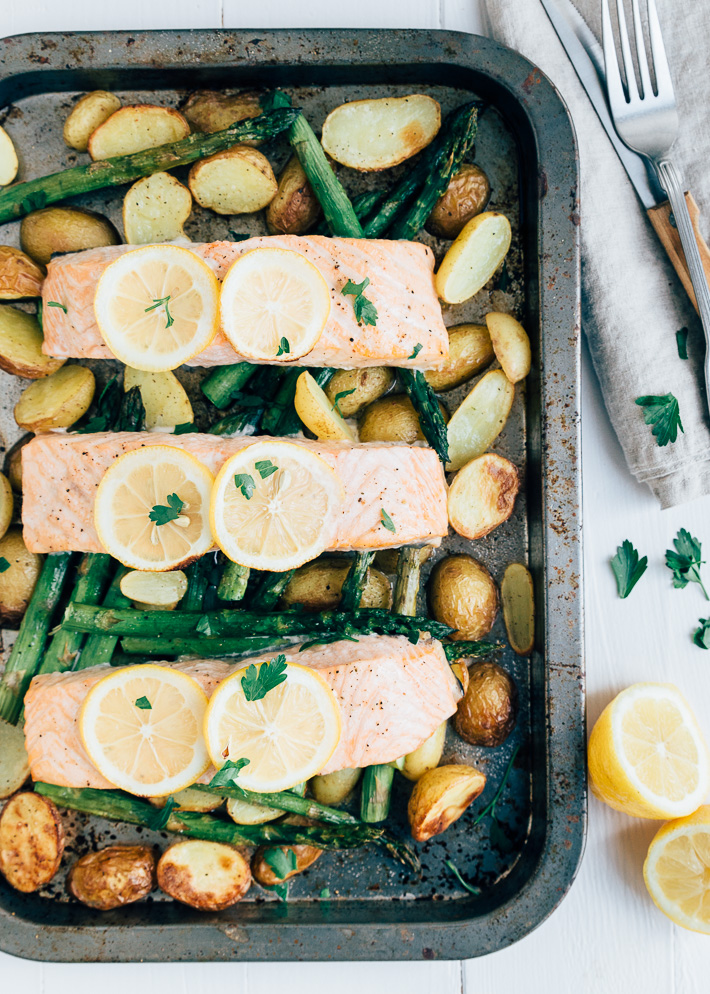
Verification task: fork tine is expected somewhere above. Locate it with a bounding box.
[630,0,654,98]
[646,0,675,97]
[615,0,639,100]
[601,0,630,110]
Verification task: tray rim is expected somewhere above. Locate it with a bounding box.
[0,25,585,963]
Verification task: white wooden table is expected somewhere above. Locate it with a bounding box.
[3,1,710,990]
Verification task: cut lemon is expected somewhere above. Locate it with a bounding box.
[210,440,344,570]
[219,247,330,361]
[588,683,710,819]
[204,659,341,791]
[79,664,210,796]
[94,244,219,371]
[644,807,710,933]
[294,370,355,441]
[95,445,214,571]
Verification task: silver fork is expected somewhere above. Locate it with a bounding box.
[602,0,710,404]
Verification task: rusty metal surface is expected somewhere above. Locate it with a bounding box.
[0,28,584,961]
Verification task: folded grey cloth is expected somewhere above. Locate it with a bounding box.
[486,0,710,507]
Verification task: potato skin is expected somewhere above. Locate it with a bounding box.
[67,845,157,910]
[4,435,31,493]
[88,105,190,161]
[426,164,491,239]
[14,364,96,432]
[0,247,45,300]
[325,367,394,418]
[0,527,43,626]
[21,206,120,266]
[447,453,520,540]
[401,721,447,782]
[252,841,322,887]
[407,764,486,842]
[428,554,498,642]
[310,767,362,805]
[267,155,321,235]
[0,305,65,379]
[454,661,518,747]
[0,792,65,892]
[424,324,494,393]
[0,720,30,799]
[281,558,391,612]
[182,90,262,135]
[157,840,251,911]
[63,91,122,152]
[0,471,13,541]
[359,394,448,445]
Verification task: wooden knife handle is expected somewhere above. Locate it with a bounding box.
[647,192,710,314]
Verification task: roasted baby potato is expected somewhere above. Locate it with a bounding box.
[321,95,441,171]
[63,90,122,151]
[325,367,394,417]
[424,324,494,393]
[0,471,13,541]
[252,818,323,886]
[14,364,95,432]
[157,840,251,911]
[0,247,45,300]
[485,312,532,384]
[311,767,362,805]
[226,795,283,825]
[454,661,518,747]
[447,453,519,540]
[428,554,498,642]
[435,211,512,304]
[407,764,486,842]
[120,569,188,609]
[267,155,321,234]
[281,557,391,612]
[0,719,30,798]
[123,172,193,245]
[294,370,356,442]
[123,367,193,429]
[0,306,65,379]
[21,206,120,266]
[189,146,277,215]
[374,545,433,575]
[0,792,65,892]
[402,721,447,782]
[5,435,31,493]
[450,661,470,695]
[88,104,190,160]
[148,787,223,813]
[0,527,43,626]
[67,845,157,910]
[501,563,535,656]
[426,164,491,239]
[446,369,515,472]
[359,394,448,445]
[182,90,262,135]
[0,125,19,186]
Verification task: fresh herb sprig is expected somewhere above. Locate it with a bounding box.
[0,557,10,574]
[241,654,288,702]
[145,295,174,329]
[149,493,184,526]
[445,859,481,895]
[636,393,683,447]
[610,540,648,598]
[145,795,179,832]
[333,388,356,416]
[341,278,378,326]
[208,758,251,788]
[380,509,396,533]
[666,528,709,599]
[47,301,68,313]
[264,847,298,880]
[234,473,256,500]
[408,343,423,360]
[693,618,710,649]
[134,696,152,710]
[255,459,277,479]
[676,327,689,360]
[276,337,290,357]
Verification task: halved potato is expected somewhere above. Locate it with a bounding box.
[120,569,188,608]
[123,172,193,245]
[252,819,322,886]
[123,367,193,429]
[501,563,535,656]
[182,90,262,136]
[157,839,251,910]
[188,146,277,215]
[401,721,447,783]
[15,364,95,432]
[149,787,223,813]
[267,155,321,234]
[310,767,362,806]
[0,306,65,379]
[67,845,156,910]
[0,527,43,626]
[0,792,65,892]
[321,95,440,171]
[0,472,13,541]
[446,369,515,472]
[428,554,498,642]
[88,104,190,160]
[359,394,448,445]
[424,324,494,393]
[0,247,45,300]
[294,370,355,441]
[21,206,120,266]
[485,312,531,384]
[407,764,486,842]
[0,720,30,798]
[426,163,491,239]
[447,453,519,539]
[0,126,19,186]
[63,91,122,152]
[454,661,518,747]
[435,212,512,304]
[226,795,283,825]
[324,367,394,417]
[4,435,31,493]
[281,558,391,613]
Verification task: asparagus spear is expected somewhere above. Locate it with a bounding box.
[0,109,301,225]
[73,378,146,433]
[359,765,395,824]
[201,362,256,410]
[181,555,217,612]
[444,641,499,662]
[115,386,147,432]
[76,566,131,669]
[339,552,375,612]
[0,553,73,724]
[217,562,250,602]
[313,190,386,236]
[249,570,295,611]
[261,367,334,436]
[34,783,382,851]
[121,635,288,657]
[399,368,449,464]
[392,546,423,616]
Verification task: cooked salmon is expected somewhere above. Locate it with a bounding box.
[41,237,449,369]
[23,636,461,789]
[22,432,448,554]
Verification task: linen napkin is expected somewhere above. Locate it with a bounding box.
[485,0,710,508]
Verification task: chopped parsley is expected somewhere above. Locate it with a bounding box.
[228,231,250,241]
[380,508,396,533]
[666,528,709,599]
[145,795,179,832]
[610,540,647,598]
[144,295,174,329]
[134,696,152,710]
[173,422,199,434]
[635,393,683,447]
[196,614,215,636]
[341,277,378,326]
[263,847,297,880]
[676,327,689,360]
[276,337,290,357]
[241,654,288,702]
[320,887,331,899]
[255,459,278,480]
[408,343,423,360]
[693,618,710,649]
[149,493,184,525]
[234,472,256,500]
[333,388,356,416]
[260,90,292,112]
[207,757,250,787]
[47,301,68,313]
[0,557,10,573]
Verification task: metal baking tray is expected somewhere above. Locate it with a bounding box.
[0,28,584,962]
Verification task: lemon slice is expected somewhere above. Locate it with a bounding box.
[644,807,710,933]
[95,445,214,571]
[204,660,341,791]
[210,440,344,570]
[79,664,210,796]
[588,682,710,819]
[219,247,330,361]
[94,245,219,371]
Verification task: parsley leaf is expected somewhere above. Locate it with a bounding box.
[207,757,250,787]
[666,528,709,599]
[241,654,288,702]
[228,231,251,241]
[445,859,481,896]
[676,327,689,360]
[145,795,179,832]
[408,343,423,360]
[263,847,297,880]
[320,887,331,899]
[610,540,648,598]
[636,393,683,446]
[694,618,710,649]
[259,90,292,112]
[144,295,174,329]
[47,301,68,313]
[276,337,290,357]
[196,614,214,636]
[173,422,199,434]
[234,472,255,500]
[380,508,396,533]
[0,557,10,573]
[149,493,184,525]
[255,459,277,480]
[134,696,152,710]
[333,388,356,416]
[341,278,378,326]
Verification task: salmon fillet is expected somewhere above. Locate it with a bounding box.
[41,237,449,369]
[23,636,461,789]
[22,432,448,554]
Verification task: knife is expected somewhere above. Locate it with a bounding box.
[540,0,710,313]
